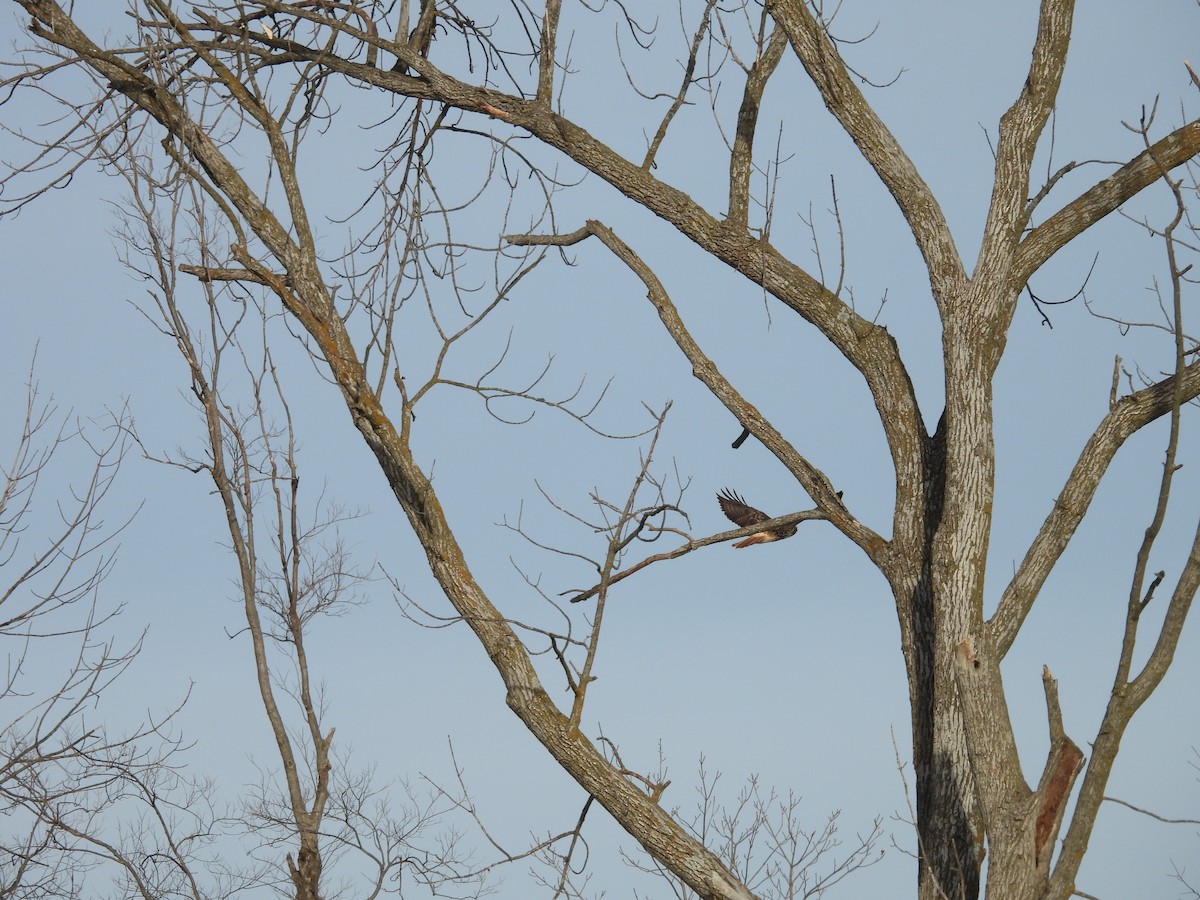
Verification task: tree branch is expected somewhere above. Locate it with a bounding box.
[642,0,717,171]
[510,220,882,561]
[972,0,1074,314]
[567,508,831,604]
[537,0,560,106]
[766,0,966,306]
[1103,795,1200,826]
[1017,119,1200,284]
[1032,666,1083,873]
[989,357,1200,657]
[569,406,671,730]
[726,23,787,230]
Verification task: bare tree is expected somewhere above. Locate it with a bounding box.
[2,3,1199,900]
[0,371,153,897]
[111,154,501,899]
[622,757,884,900]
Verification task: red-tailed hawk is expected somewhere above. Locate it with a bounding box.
[717,489,798,549]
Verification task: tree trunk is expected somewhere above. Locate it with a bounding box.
[893,422,985,900]
[909,583,983,900]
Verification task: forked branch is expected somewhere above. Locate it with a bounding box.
[568,406,672,730]
[1017,119,1200,283]
[977,0,1074,276]
[766,0,966,305]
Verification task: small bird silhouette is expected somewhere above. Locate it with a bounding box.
[717,489,798,549]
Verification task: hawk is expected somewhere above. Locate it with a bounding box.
[717,488,798,549]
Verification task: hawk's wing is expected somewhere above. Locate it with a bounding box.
[717,488,771,528]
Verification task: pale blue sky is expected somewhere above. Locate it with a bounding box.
[2,2,1198,897]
